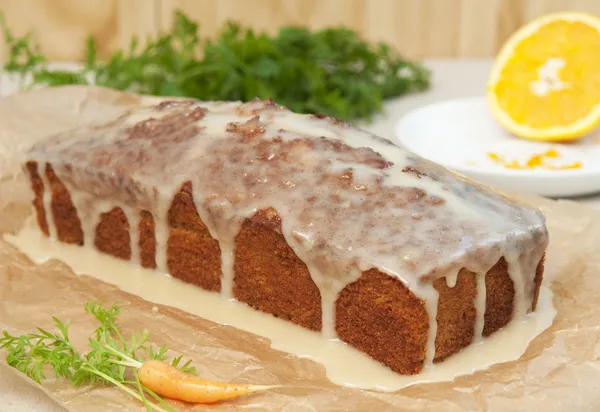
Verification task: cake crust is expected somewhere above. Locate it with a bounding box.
[26,161,545,374]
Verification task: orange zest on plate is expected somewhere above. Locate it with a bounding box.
[487,12,600,142]
[486,148,582,170]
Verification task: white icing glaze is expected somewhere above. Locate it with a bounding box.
[154,201,169,274]
[423,283,439,368]
[70,190,98,248]
[23,99,549,371]
[473,273,487,343]
[505,241,546,321]
[219,240,235,300]
[445,268,460,288]
[37,163,56,240]
[121,205,140,266]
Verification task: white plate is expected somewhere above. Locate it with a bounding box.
[394,97,600,198]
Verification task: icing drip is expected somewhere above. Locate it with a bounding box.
[189,196,252,300]
[121,205,141,266]
[38,163,56,240]
[506,255,527,321]
[219,240,235,299]
[283,222,364,339]
[312,266,340,340]
[473,273,487,343]
[69,189,102,248]
[505,241,546,321]
[24,99,550,370]
[445,268,460,288]
[423,283,439,367]
[153,201,169,274]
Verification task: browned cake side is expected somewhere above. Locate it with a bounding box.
[27,162,545,375]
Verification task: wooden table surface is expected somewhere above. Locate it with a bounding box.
[1,58,599,412]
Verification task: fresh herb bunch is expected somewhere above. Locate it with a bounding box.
[0,301,194,412]
[1,10,430,122]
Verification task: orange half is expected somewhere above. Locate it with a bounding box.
[487,12,600,141]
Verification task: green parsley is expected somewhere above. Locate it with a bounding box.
[1,10,430,122]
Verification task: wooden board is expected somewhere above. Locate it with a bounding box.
[1,0,600,61]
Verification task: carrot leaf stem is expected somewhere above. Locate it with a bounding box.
[0,301,199,410]
[82,365,169,412]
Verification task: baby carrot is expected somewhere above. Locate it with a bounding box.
[137,360,278,404]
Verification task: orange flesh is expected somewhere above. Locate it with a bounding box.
[493,21,600,128]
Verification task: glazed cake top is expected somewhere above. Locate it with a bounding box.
[26,98,548,314]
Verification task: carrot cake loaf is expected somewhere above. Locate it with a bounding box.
[22,98,548,375]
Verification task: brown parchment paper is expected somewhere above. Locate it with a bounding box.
[1,86,600,412]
